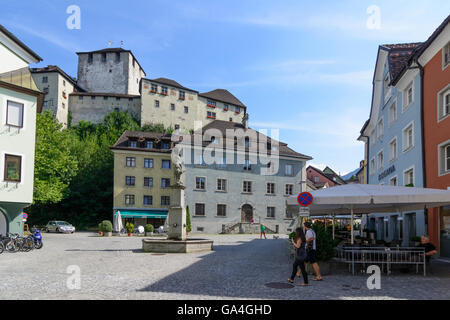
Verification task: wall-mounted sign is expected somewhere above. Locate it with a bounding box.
[378,165,395,181]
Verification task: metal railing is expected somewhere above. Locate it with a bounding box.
[335,246,427,276]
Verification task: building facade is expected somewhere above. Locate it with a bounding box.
[181,120,312,234]
[417,16,450,258]
[0,25,43,235]
[111,131,175,229]
[359,43,426,246]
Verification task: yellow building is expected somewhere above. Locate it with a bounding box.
[110,131,174,229]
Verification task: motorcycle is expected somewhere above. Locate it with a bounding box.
[31,228,43,249]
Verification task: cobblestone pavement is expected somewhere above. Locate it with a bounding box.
[0,232,449,300]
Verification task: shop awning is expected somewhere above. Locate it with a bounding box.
[115,210,168,219]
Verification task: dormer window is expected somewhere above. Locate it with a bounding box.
[162,142,170,150]
[146,141,153,149]
[129,140,137,148]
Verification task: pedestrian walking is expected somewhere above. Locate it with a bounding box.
[298,221,323,281]
[288,227,309,286]
[260,224,267,239]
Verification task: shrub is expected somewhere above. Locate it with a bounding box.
[186,206,191,233]
[288,231,296,240]
[144,224,154,233]
[311,221,335,262]
[98,220,112,232]
[125,222,134,234]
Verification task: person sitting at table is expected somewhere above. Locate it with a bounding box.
[420,236,438,272]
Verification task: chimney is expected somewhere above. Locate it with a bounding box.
[242,113,249,129]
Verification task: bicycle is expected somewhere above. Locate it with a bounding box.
[0,234,17,252]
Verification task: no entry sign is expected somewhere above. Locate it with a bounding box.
[297,192,313,207]
[22,212,28,220]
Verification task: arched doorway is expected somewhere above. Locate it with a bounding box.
[0,209,7,236]
[241,204,253,223]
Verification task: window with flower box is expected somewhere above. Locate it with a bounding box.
[207,100,216,108]
[161,86,168,95]
[207,111,216,119]
[179,91,185,100]
[151,84,158,93]
[224,104,229,111]
[235,107,241,114]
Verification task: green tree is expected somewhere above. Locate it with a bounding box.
[186,206,191,233]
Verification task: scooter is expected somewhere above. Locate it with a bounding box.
[31,228,43,249]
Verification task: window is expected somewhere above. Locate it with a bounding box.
[115,52,120,62]
[104,96,108,100]
[266,183,275,195]
[438,141,450,175]
[370,158,375,173]
[125,176,135,186]
[404,168,414,186]
[161,160,171,169]
[116,97,120,101]
[101,53,107,62]
[285,164,293,176]
[389,138,397,162]
[243,159,252,171]
[151,84,158,93]
[146,141,154,149]
[285,184,293,195]
[195,177,206,190]
[195,203,205,216]
[171,103,175,111]
[446,145,450,173]
[438,87,450,120]
[126,157,136,167]
[384,74,390,98]
[403,82,414,110]
[402,122,414,152]
[42,76,48,83]
[207,100,216,107]
[377,151,384,170]
[184,106,188,114]
[128,141,137,148]
[207,111,216,119]
[144,177,153,187]
[217,204,226,217]
[143,195,152,205]
[63,80,66,87]
[161,178,170,188]
[6,100,24,127]
[389,101,397,126]
[224,104,229,111]
[244,137,250,148]
[161,86,168,95]
[4,154,21,182]
[370,129,375,146]
[243,181,252,193]
[144,158,153,168]
[235,107,241,114]
[125,195,135,205]
[267,207,275,218]
[377,118,384,139]
[91,96,95,100]
[443,42,450,68]
[314,176,319,183]
[79,96,83,100]
[161,196,170,206]
[155,100,160,108]
[179,91,185,100]
[43,101,48,107]
[286,209,293,219]
[132,59,135,67]
[162,142,170,150]
[390,176,397,186]
[217,179,227,191]
[88,53,93,63]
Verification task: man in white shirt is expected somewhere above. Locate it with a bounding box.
[297,221,323,281]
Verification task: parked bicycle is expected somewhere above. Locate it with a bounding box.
[0,233,18,253]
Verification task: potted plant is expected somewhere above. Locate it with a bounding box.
[144,224,154,236]
[101,220,113,237]
[305,221,336,275]
[98,222,103,236]
[362,228,369,238]
[411,236,421,247]
[125,222,134,237]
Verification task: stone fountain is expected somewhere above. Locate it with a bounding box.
[142,145,213,253]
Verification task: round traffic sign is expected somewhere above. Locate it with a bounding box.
[22,212,28,220]
[297,192,313,207]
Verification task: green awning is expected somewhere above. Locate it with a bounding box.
[115,210,168,219]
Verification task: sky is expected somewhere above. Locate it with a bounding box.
[1,0,449,175]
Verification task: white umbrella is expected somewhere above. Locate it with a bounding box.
[287,184,450,244]
[113,210,123,233]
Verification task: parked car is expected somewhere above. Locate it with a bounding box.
[46,221,75,233]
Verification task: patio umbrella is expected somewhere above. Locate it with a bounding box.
[113,210,123,233]
[287,184,450,244]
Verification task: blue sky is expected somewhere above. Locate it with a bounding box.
[2,0,449,175]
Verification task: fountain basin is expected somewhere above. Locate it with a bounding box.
[142,238,213,253]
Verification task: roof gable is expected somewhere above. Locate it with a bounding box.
[199,89,246,108]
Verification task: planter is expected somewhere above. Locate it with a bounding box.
[145,232,153,237]
[103,232,112,237]
[98,231,103,236]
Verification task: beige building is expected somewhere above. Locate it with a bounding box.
[0,25,43,235]
[31,65,81,128]
[141,78,246,132]
[111,131,175,229]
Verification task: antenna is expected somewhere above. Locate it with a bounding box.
[120,40,124,48]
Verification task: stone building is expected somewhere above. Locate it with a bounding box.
[140,78,246,132]
[76,48,145,95]
[30,65,82,128]
[110,131,175,229]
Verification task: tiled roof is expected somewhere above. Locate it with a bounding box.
[382,43,422,81]
[110,130,172,152]
[30,65,83,90]
[199,89,246,108]
[146,77,198,93]
[70,92,139,98]
[196,120,312,160]
[0,25,43,61]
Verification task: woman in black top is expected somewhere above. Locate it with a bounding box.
[288,228,309,286]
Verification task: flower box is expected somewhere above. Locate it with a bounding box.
[207,116,216,119]
[150,90,157,93]
[207,104,216,108]
[235,111,240,114]
[161,92,168,96]
[179,97,185,100]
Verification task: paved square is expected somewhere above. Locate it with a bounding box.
[0,232,449,300]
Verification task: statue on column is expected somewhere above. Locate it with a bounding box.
[171,144,185,187]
